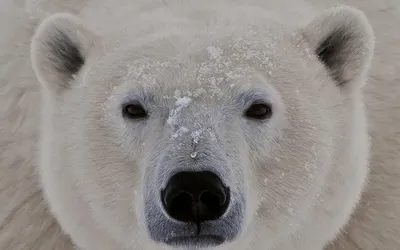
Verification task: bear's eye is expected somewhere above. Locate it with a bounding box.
[244,102,272,120]
[122,103,148,119]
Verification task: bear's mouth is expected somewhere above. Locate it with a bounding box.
[165,234,225,247]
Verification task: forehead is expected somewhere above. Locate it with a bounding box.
[89,31,310,103]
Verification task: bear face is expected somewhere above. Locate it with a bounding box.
[30,5,374,250]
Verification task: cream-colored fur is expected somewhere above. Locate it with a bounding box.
[0,0,399,250]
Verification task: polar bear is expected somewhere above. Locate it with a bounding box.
[1,0,399,249]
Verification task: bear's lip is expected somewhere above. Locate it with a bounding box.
[164,234,225,247]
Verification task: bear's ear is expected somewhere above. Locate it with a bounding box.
[31,13,98,93]
[302,6,375,87]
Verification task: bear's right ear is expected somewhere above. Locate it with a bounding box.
[31,13,98,93]
[301,6,375,88]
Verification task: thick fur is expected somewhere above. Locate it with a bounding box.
[0,0,399,250]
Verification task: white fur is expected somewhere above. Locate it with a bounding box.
[0,0,399,250]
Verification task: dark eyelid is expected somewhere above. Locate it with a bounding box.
[120,90,154,109]
[238,90,271,108]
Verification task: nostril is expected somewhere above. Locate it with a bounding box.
[161,171,230,224]
[198,191,226,221]
[165,191,192,208]
[200,190,224,207]
[167,192,195,222]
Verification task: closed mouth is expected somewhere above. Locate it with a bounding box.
[165,235,225,247]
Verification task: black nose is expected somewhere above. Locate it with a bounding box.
[161,171,230,224]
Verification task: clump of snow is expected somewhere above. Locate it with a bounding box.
[175,96,192,106]
[191,130,203,144]
[167,90,192,127]
[190,152,198,159]
[172,127,189,138]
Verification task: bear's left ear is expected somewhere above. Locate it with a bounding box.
[31,13,99,93]
[302,6,375,87]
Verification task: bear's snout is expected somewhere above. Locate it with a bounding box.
[143,134,246,247]
[144,166,244,247]
[161,171,230,224]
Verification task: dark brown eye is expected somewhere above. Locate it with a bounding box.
[122,103,148,119]
[244,102,272,120]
